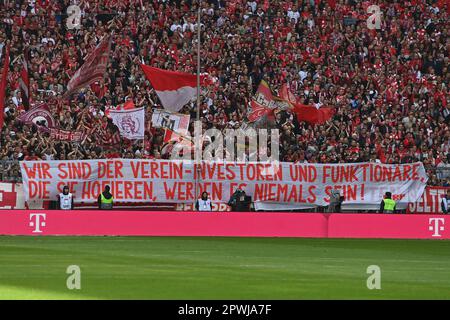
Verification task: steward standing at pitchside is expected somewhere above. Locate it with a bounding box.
[57,185,74,210]
[380,192,396,213]
[98,185,114,210]
[196,192,212,211]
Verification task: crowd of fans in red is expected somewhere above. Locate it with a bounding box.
[0,0,448,185]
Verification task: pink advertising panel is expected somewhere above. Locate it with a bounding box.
[328,214,449,239]
[0,211,328,238]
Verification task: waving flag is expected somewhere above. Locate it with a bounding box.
[64,35,112,97]
[19,47,30,110]
[247,80,289,127]
[292,104,335,125]
[109,107,145,140]
[279,83,299,105]
[151,109,191,144]
[18,103,56,128]
[0,44,9,129]
[279,83,334,125]
[248,80,274,122]
[140,64,206,112]
[152,109,190,134]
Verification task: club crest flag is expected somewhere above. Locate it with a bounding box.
[18,103,56,128]
[109,107,145,140]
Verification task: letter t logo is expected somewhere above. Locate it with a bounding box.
[429,218,445,237]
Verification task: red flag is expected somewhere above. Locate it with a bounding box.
[280,83,334,125]
[18,47,30,110]
[247,80,290,125]
[123,99,135,110]
[292,104,335,125]
[279,83,298,105]
[64,35,112,97]
[105,99,135,117]
[0,44,10,129]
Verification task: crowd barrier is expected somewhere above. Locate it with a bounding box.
[0,211,448,239]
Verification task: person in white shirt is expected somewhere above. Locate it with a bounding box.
[170,21,182,33]
[299,69,308,81]
[57,185,74,210]
[183,19,195,32]
[247,1,257,13]
[41,31,56,45]
[196,192,212,212]
[287,6,300,24]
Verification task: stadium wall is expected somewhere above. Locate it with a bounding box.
[0,210,448,239]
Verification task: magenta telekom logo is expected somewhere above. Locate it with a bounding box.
[29,213,46,233]
[428,218,445,237]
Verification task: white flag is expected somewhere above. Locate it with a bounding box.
[109,107,145,140]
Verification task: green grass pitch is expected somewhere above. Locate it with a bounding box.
[0,236,449,299]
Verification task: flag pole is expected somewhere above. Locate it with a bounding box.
[196,2,201,121]
[194,0,201,209]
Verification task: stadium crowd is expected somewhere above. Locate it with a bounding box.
[0,0,448,185]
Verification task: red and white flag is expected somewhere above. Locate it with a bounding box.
[140,64,206,112]
[18,103,56,128]
[154,109,190,144]
[151,109,190,135]
[248,80,277,123]
[64,35,112,97]
[109,107,145,140]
